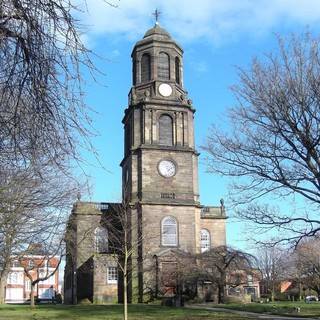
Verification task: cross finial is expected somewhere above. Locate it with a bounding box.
[152,8,161,25]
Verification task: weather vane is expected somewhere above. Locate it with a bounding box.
[152,8,161,25]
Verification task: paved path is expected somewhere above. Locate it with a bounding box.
[186,304,320,320]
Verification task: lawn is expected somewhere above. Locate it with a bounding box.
[207,301,320,317]
[0,304,251,320]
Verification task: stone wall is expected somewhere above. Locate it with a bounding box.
[141,204,198,255]
[93,255,118,303]
[140,149,197,204]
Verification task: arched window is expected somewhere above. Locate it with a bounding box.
[162,216,178,246]
[200,229,210,253]
[141,53,151,82]
[159,114,173,146]
[175,57,180,84]
[158,52,170,80]
[94,226,108,253]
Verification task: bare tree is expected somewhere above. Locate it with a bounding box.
[0,0,116,304]
[104,198,164,320]
[295,239,320,299]
[155,250,198,306]
[0,165,78,303]
[196,246,254,303]
[203,32,320,246]
[0,0,98,168]
[106,203,143,320]
[256,246,289,301]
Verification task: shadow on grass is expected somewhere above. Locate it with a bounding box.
[0,304,253,320]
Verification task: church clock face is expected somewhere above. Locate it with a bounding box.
[158,83,172,97]
[158,160,176,178]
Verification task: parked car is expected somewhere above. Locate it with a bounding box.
[305,295,318,302]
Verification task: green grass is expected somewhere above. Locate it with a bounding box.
[0,304,251,320]
[207,301,320,317]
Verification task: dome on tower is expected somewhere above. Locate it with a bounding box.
[143,23,171,40]
[133,23,181,51]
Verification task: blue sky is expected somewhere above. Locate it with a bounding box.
[77,0,320,251]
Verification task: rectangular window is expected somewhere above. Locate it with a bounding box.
[28,260,35,268]
[25,279,31,291]
[107,267,118,284]
[11,260,20,268]
[7,272,23,284]
[7,272,18,284]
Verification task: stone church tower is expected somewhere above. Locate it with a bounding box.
[64,23,226,304]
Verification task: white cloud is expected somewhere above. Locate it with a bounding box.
[79,0,320,44]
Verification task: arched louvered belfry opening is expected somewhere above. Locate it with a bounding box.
[132,60,136,85]
[175,57,180,84]
[159,114,173,146]
[158,52,170,80]
[141,53,151,82]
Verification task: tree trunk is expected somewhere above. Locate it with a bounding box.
[315,289,320,301]
[30,283,36,307]
[299,281,302,301]
[271,282,275,302]
[123,257,128,320]
[218,284,225,304]
[271,291,275,302]
[0,274,8,304]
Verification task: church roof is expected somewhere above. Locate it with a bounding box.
[143,23,171,40]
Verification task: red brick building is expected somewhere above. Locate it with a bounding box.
[5,256,60,303]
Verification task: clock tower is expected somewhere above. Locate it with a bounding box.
[122,23,200,206]
[121,22,207,300]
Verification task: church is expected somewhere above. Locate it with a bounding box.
[64,22,227,304]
